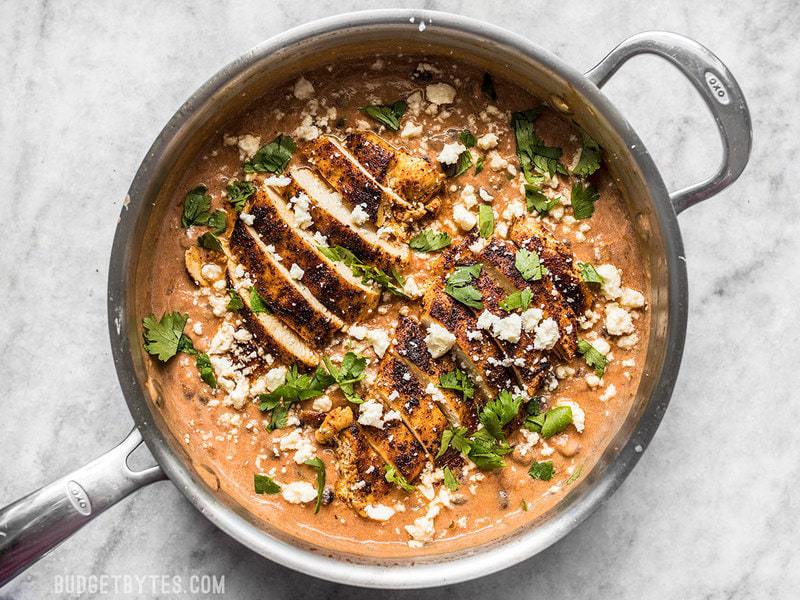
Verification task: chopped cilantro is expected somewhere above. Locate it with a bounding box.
[443,466,459,491]
[525,185,560,215]
[459,129,477,148]
[384,465,415,492]
[512,109,567,180]
[226,289,244,312]
[409,229,452,252]
[515,248,544,281]
[570,181,600,220]
[474,155,485,175]
[528,460,554,481]
[577,339,608,376]
[226,179,256,213]
[478,204,494,239]
[198,232,222,253]
[254,473,281,494]
[360,100,407,131]
[320,245,408,298]
[572,133,601,177]
[304,457,326,514]
[444,264,483,309]
[525,405,573,438]
[181,186,212,228]
[206,210,227,235]
[438,368,475,402]
[500,287,533,312]
[249,287,270,314]
[243,135,296,174]
[142,312,188,362]
[479,390,523,440]
[577,261,604,284]
[322,352,368,404]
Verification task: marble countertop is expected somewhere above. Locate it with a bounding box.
[1,1,798,598]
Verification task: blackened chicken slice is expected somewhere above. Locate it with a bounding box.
[288,168,409,271]
[229,220,343,347]
[335,425,392,511]
[392,315,480,431]
[249,187,380,322]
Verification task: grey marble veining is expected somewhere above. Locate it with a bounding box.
[1,0,799,598]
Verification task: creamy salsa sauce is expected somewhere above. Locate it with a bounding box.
[143,55,650,558]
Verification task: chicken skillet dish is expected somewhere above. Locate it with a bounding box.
[141,55,649,556]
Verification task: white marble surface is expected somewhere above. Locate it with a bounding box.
[1,1,798,598]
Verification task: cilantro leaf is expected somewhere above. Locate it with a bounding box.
[409,229,452,253]
[249,287,270,313]
[194,351,217,389]
[258,365,334,410]
[254,473,281,494]
[226,289,244,312]
[360,100,407,131]
[445,264,483,309]
[478,204,494,239]
[515,248,544,281]
[474,155,485,175]
[142,312,188,362]
[304,457,326,514]
[570,181,600,220]
[443,149,474,178]
[443,466,459,491]
[384,465,415,492]
[181,186,212,228]
[207,210,227,235]
[577,261,604,284]
[198,232,222,253]
[226,179,256,213]
[459,130,477,148]
[479,390,523,440]
[244,135,296,174]
[481,72,497,101]
[572,133,601,177]
[525,405,573,438]
[500,287,532,312]
[321,246,408,298]
[322,352,367,404]
[565,464,583,485]
[528,460,554,481]
[525,185,560,215]
[468,429,511,470]
[577,339,608,376]
[512,109,567,180]
[438,369,475,402]
[266,404,289,431]
[436,426,471,459]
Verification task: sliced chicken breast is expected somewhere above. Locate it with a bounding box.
[288,168,409,270]
[335,425,392,510]
[344,131,444,218]
[247,187,380,322]
[229,220,344,347]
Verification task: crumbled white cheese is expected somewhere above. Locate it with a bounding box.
[403,276,423,298]
[516,429,540,457]
[282,481,317,504]
[400,121,423,138]
[312,230,328,247]
[425,83,457,105]
[236,134,261,160]
[207,293,228,317]
[278,428,317,464]
[424,323,456,358]
[600,384,617,402]
[466,329,483,341]
[265,366,287,392]
[383,410,402,422]
[208,323,235,355]
[437,142,467,165]
[192,321,203,335]
[365,328,391,358]
[350,203,370,225]
[502,200,525,221]
[293,77,315,100]
[585,373,602,388]
[556,400,585,433]
[616,333,639,349]
[293,114,320,141]
[358,399,386,429]
[312,395,332,412]
[605,303,634,335]
[233,328,252,343]
[290,193,313,229]
[239,212,255,226]
[487,150,509,171]
[365,503,396,521]
[452,204,477,231]
[406,91,424,116]
[347,324,368,340]
[467,237,488,253]
[288,263,305,281]
[479,187,494,202]
[476,310,498,331]
[596,264,623,299]
[620,287,645,308]
[492,313,522,343]
[533,318,560,350]
[201,263,223,282]
[555,365,576,379]
[590,337,611,355]
[520,307,543,333]
[477,132,499,150]
[263,175,292,187]
[460,184,478,208]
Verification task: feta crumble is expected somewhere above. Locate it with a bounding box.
[437,142,467,165]
[424,323,456,358]
[425,82,457,105]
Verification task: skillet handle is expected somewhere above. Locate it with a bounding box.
[584,31,752,214]
[0,428,164,586]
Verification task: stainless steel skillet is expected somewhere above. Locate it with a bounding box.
[0,9,751,589]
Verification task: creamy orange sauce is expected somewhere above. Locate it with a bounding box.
[143,55,650,558]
